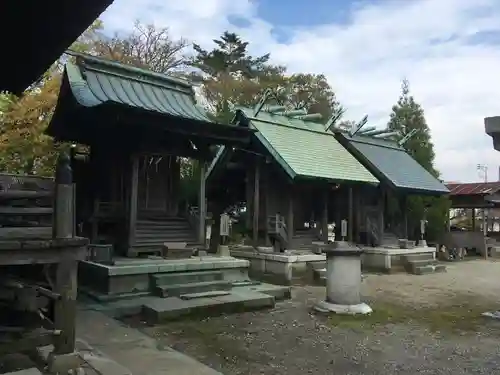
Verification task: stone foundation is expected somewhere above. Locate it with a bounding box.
[361,246,436,273]
[230,249,326,285]
[79,256,251,298]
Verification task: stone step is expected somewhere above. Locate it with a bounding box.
[235,283,292,301]
[155,280,232,297]
[407,259,437,267]
[7,369,43,375]
[142,291,276,323]
[412,264,447,275]
[180,290,231,300]
[310,261,326,270]
[134,236,198,244]
[403,253,434,262]
[152,270,224,287]
[231,280,261,287]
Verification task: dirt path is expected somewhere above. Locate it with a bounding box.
[134,260,500,375]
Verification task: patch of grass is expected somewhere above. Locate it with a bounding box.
[328,300,494,334]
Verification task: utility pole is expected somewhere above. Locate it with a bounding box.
[477,164,489,259]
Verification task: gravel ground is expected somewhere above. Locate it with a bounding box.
[131,260,500,375]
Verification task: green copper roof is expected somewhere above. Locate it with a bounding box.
[236,107,378,184]
[64,51,212,123]
[338,133,449,194]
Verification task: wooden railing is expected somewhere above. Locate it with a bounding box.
[366,216,379,246]
[0,173,55,239]
[267,214,288,251]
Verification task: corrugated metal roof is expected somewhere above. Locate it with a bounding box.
[446,182,500,196]
[64,52,213,123]
[237,108,379,184]
[338,133,449,194]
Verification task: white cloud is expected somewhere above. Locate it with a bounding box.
[101,0,500,182]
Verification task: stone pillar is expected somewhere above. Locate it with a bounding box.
[314,241,372,315]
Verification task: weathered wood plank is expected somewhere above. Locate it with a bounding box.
[0,226,52,239]
[0,330,56,356]
[0,207,52,215]
[0,190,52,199]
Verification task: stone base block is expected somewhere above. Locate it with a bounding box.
[46,351,83,374]
[417,240,428,247]
[217,245,230,257]
[313,300,372,315]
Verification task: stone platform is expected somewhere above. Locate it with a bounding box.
[361,246,444,274]
[79,256,252,298]
[230,247,326,285]
[79,255,291,322]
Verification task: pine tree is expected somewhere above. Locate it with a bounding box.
[191,31,270,78]
[388,79,438,176]
[387,79,450,240]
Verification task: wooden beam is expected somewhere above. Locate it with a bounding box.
[0,207,52,215]
[0,226,52,239]
[253,160,260,246]
[128,155,139,254]
[0,190,52,199]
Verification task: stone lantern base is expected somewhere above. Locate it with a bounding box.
[314,300,372,315]
[314,241,372,316]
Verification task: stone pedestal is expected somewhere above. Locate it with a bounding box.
[417,239,427,247]
[162,242,192,259]
[314,241,372,315]
[217,245,231,257]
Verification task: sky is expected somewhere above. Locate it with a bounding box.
[100,0,500,183]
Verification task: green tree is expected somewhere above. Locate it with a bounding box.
[92,20,189,73]
[191,31,344,123]
[277,73,344,120]
[387,79,450,241]
[191,31,271,78]
[388,79,437,176]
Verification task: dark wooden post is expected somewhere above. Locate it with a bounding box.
[348,186,353,242]
[378,189,385,242]
[245,168,253,232]
[321,186,329,243]
[264,164,271,246]
[52,151,77,355]
[128,155,139,255]
[401,195,408,239]
[253,161,260,246]
[287,185,294,245]
[199,162,207,246]
[53,152,74,239]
